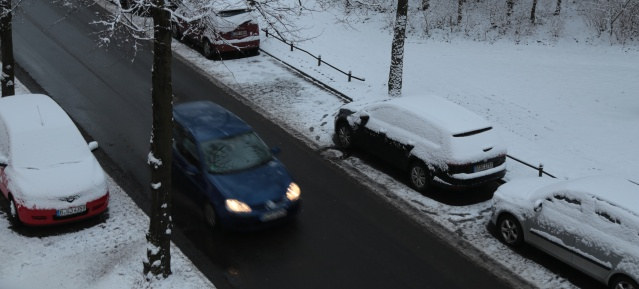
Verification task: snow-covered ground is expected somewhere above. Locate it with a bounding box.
[169,1,638,288]
[2,1,638,288]
[0,82,214,289]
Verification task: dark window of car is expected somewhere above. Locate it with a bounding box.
[551,194,581,205]
[453,127,493,137]
[174,124,201,168]
[201,131,272,174]
[369,105,441,143]
[218,9,250,17]
[596,209,621,225]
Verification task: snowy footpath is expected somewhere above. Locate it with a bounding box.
[0,82,215,289]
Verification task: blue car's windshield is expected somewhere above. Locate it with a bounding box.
[202,132,272,174]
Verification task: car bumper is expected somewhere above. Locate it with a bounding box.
[214,39,260,53]
[16,193,109,226]
[434,165,507,189]
[219,200,301,231]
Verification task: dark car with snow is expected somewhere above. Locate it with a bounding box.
[491,176,639,289]
[334,95,507,191]
[170,1,260,58]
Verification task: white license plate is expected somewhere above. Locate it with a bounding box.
[474,162,494,172]
[57,205,86,217]
[260,209,287,222]
[232,30,247,37]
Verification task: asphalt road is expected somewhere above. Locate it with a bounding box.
[10,2,598,289]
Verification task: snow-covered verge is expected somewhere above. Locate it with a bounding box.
[167,1,638,288]
[0,177,214,289]
[0,79,214,289]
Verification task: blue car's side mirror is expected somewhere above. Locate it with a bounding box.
[271,146,281,155]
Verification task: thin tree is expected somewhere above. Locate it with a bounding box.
[530,0,538,24]
[506,0,514,18]
[457,0,463,25]
[420,0,429,11]
[0,0,15,97]
[142,0,174,278]
[91,0,305,279]
[388,0,408,97]
[554,0,561,16]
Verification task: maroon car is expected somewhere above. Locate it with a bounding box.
[171,6,260,58]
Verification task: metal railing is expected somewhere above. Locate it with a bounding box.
[262,28,366,82]
[259,30,560,180]
[506,155,556,178]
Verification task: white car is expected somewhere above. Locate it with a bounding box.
[334,95,507,191]
[491,176,639,289]
[0,94,109,226]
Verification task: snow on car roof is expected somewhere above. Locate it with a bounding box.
[175,0,254,32]
[382,95,492,136]
[0,94,90,168]
[552,175,639,213]
[0,94,75,133]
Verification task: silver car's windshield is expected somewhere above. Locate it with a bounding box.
[201,132,272,174]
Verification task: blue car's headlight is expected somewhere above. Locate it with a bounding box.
[225,199,252,213]
[286,182,301,201]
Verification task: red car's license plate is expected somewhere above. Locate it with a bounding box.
[57,205,87,217]
[232,30,248,38]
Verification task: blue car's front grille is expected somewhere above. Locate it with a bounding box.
[252,197,288,211]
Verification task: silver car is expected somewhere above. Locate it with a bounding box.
[491,176,639,289]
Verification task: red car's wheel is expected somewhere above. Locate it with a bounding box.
[8,197,22,226]
[202,39,215,59]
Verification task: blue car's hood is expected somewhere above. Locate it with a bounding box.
[207,159,292,205]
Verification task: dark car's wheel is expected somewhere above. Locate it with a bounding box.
[335,122,353,149]
[610,275,639,289]
[497,214,524,247]
[408,161,431,192]
[202,39,215,59]
[203,202,217,229]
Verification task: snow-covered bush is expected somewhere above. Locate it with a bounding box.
[316,0,638,44]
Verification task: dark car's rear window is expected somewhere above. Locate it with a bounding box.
[218,9,250,17]
[453,127,492,137]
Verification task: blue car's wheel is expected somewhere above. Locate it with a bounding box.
[203,202,217,229]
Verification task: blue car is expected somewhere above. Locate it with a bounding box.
[172,101,301,230]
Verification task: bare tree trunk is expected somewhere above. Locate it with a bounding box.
[420,0,429,11]
[506,0,514,18]
[143,0,173,279]
[530,0,537,24]
[0,0,15,97]
[388,0,408,97]
[554,0,561,16]
[457,0,463,25]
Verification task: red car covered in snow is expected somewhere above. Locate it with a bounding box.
[171,3,260,58]
[0,94,109,226]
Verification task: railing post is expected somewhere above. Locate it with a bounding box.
[538,163,544,177]
[290,42,294,51]
[318,55,321,66]
[348,71,352,82]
